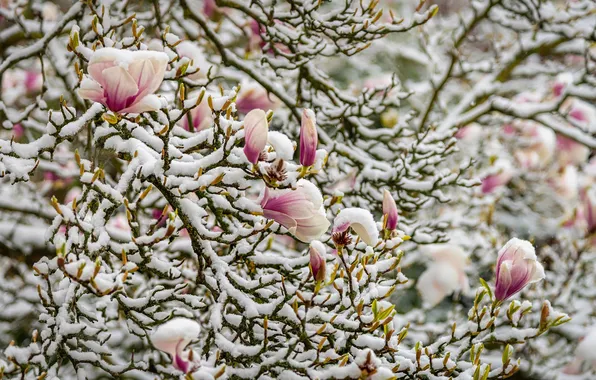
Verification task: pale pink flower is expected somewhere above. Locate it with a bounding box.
[181,99,212,132]
[152,318,201,374]
[299,109,318,167]
[416,245,469,306]
[261,180,330,243]
[243,109,269,164]
[236,84,279,115]
[494,238,545,301]
[481,170,513,194]
[332,207,379,246]
[382,190,398,231]
[309,240,327,283]
[78,48,168,114]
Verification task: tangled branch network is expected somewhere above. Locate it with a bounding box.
[0,0,595,379]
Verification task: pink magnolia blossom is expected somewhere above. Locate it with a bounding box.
[416,245,469,306]
[152,318,201,374]
[309,240,327,283]
[261,179,330,243]
[332,207,379,246]
[78,48,168,114]
[494,238,545,301]
[236,84,279,115]
[180,99,212,132]
[243,109,269,164]
[382,189,398,231]
[481,169,513,194]
[299,109,318,167]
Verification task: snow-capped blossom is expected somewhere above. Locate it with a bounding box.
[181,99,212,132]
[494,238,545,301]
[382,189,398,231]
[481,165,513,194]
[300,109,318,167]
[455,124,482,142]
[261,179,330,242]
[243,109,269,164]
[236,84,279,115]
[152,318,201,374]
[416,245,469,306]
[309,240,327,283]
[332,208,379,246]
[78,48,168,114]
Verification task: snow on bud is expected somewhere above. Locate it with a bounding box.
[243,109,269,164]
[152,318,201,374]
[300,109,318,167]
[332,207,379,246]
[382,189,398,230]
[309,240,327,283]
[416,245,469,306]
[261,179,330,242]
[494,238,545,301]
[78,48,168,114]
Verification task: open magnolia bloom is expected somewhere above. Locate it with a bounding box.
[78,47,168,114]
[332,207,379,246]
[152,318,201,374]
[416,244,469,306]
[494,238,545,301]
[261,179,330,243]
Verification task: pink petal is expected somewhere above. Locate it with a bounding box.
[102,66,139,112]
[120,94,162,114]
[78,77,105,104]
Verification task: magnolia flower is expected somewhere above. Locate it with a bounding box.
[261,179,330,242]
[332,207,379,246]
[382,190,398,230]
[181,99,212,132]
[78,48,168,114]
[152,318,201,374]
[309,240,327,283]
[236,84,279,115]
[494,238,545,301]
[481,161,513,194]
[243,109,268,164]
[416,245,469,306]
[300,109,318,167]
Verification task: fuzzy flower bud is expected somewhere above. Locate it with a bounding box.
[300,108,318,167]
[382,189,398,230]
[243,109,269,164]
[494,238,545,301]
[309,240,327,283]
